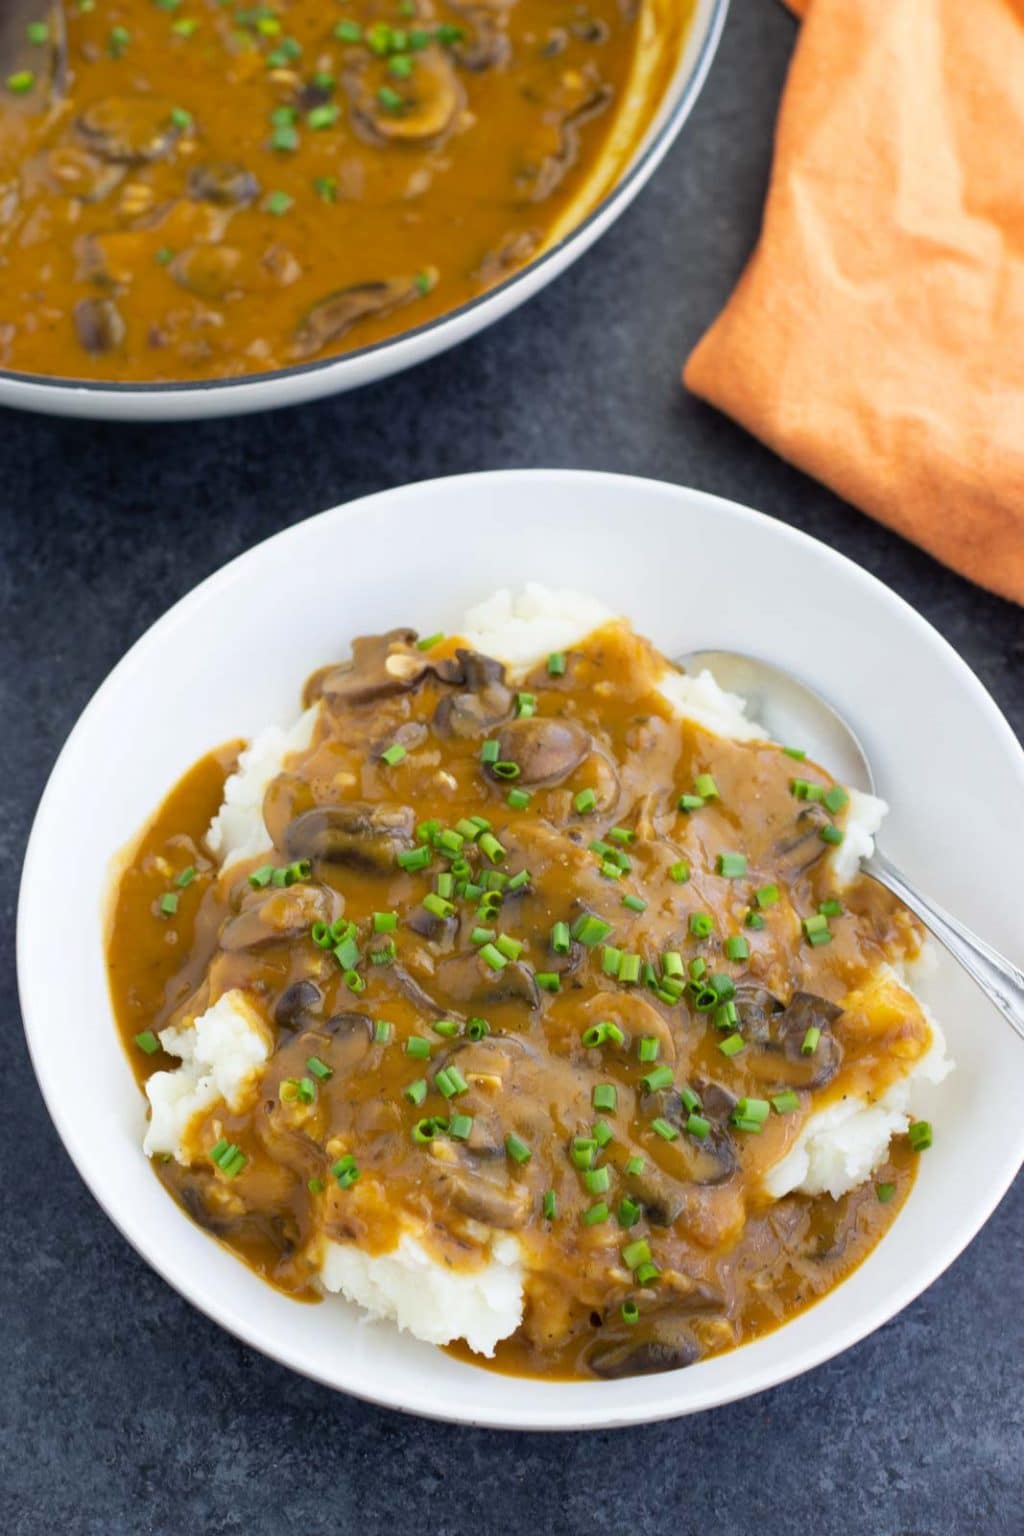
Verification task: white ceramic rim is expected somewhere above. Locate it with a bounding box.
[17,470,1024,1429]
[0,0,729,421]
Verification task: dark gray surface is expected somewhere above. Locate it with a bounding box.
[2,2,1021,1532]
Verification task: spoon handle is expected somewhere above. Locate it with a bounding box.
[866,849,1024,1043]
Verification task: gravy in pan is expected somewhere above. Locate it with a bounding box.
[0,0,690,381]
[108,622,932,1379]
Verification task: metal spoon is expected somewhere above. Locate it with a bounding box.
[678,649,1024,1042]
[0,3,66,108]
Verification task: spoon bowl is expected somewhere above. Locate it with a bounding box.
[678,647,1024,1043]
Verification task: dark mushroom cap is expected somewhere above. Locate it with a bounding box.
[274,980,323,1031]
[493,716,591,786]
[304,629,462,709]
[435,951,540,1010]
[433,650,513,739]
[284,802,414,871]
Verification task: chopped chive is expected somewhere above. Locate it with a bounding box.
[622,1239,651,1271]
[404,1077,428,1105]
[609,826,634,845]
[582,1201,610,1226]
[405,1036,431,1060]
[422,893,455,919]
[432,1019,460,1038]
[621,1299,640,1324]
[174,865,197,888]
[819,899,844,918]
[716,852,747,879]
[694,773,719,800]
[134,1030,161,1055]
[491,761,520,781]
[448,1113,474,1140]
[641,1065,674,1093]
[876,1182,896,1203]
[637,1037,660,1063]
[306,1056,332,1081]
[651,1117,679,1141]
[593,1084,617,1113]
[551,921,571,954]
[466,1017,490,1040]
[416,630,444,650]
[547,652,566,677]
[745,911,766,930]
[574,788,597,815]
[543,1189,558,1219]
[507,788,532,810]
[397,846,431,872]
[625,1155,645,1176]
[801,1026,821,1055]
[668,860,691,886]
[505,1132,531,1165]
[307,1177,324,1194]
[802,913,830,939]
[908,1120,933,1151]
[820,825,844,846]
[593,1118,614,1147]
[618,1197,641,1228]
[571,913,613,947]
[755,883,780,909]
[718,1032,745,1057]
[535,971,560,993]
[480,740,500,764]
[678,793,705,812]
[823,785,849,814]
[374,1020,392,1044]
[600,860,623,881]
[478,832,506,864]
[689,912,714,939]
[571,1137,597,1170]
[734,1097,770,1124]
[685,1112,710,1140]
[479,942,508,972]
[622,894,648,914]
[783,746,807,760]
[618,953,641,984]
[412,1117,443,1144]
[725,935,750,962]
[584,1165,612,1195]
[771,1090,800,1114]
[515,692,536,718]
[601,945,622,977]
[159,892,179,916]
[380,742,406,767]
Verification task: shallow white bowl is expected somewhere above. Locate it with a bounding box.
[0,1,726,422]
[18,470,1024,1428]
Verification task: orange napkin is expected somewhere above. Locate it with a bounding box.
[684,0,1024,605]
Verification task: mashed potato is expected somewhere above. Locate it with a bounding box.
[144,585,949,1355]
[144,989,270,1163]
[320,1233,524,1357]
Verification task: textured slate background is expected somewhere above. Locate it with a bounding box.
[2,2,1021,1531]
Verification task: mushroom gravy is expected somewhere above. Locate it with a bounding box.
[108,621,933,1380]
[0,0,689,381]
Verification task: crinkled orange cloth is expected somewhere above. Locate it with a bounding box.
[684,0,1024,604]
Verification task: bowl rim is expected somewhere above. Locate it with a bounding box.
[0,0,729,402]
[17,469,1024,1429]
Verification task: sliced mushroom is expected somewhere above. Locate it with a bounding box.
[520,84,613,203]
[406,906,460,948]
[73,297,125,354]
[588,1323,701,1379]
[432,1154,530,1229]
[742,992,843,1091]
[31,145,124,203]
[390,964,459,1021]
[345,47,464,146]
[639,1089,738,1187]
[187,161,261,207]
[169,244,243,300]
[77,97,183,165]
[435,951,540,1010]
[284,803,414,871]
[452,13,511,71]
[433,650,513,738]
[732,984,784,1042]
[475,229,540,287]
[220,885,332,951]
[301,1013,373,1075]
[274,979,323,1031]
[292,277,429,360]
[493,717,590,786]
[772,805,832,879]
[305,628,462,708]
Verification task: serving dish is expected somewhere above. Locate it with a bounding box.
[18,469,1024,1427]
[0,0,727,423]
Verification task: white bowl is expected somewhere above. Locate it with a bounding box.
[18,470,1024,1429]
[0,1,727,423]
